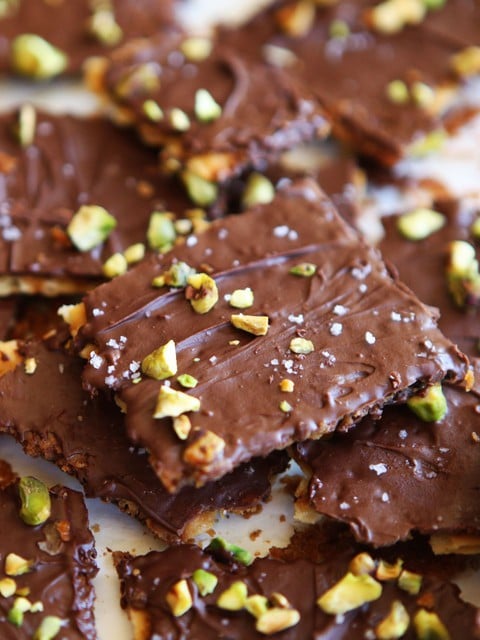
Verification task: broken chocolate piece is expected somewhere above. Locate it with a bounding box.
[78,180,468,491]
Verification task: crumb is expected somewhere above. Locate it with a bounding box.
[91,523,100,533]
[249,529,262,542]
[279,514,286,523]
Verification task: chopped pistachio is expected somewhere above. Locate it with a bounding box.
[102,252,128,279]
[5,553,32,576]
[207,537,253,566]
[279,400,293,413]
[147,212,176,252]
[229,340,240,346]
[270,593,290,608]
[408,129,446,157]
[24,357,37,375]
[289,263,316,277]
[30,601,43,613]
[289,337,314,354]
[349,552,376,576]
[174,218,193,235]
[18,476,51,526]
[67,205,116,252]
[142,340,177,380]
[0,578,16,598]
[8,596,31,626]
[413,609,450,640]
[231,314,269,336]
[407,383,448,422]
[216,581,248,611]
[57,302,86,338]
[329,18,350,38]
[229,288,254,309]
[169,108,191,132]
[316,572,382,615]
[88,9,123,46]
[180,37,212,62]
[411,81,435,108]
[446,240,480,308]
[375,558,403,581]
[17,103,36,147]
[11,34,68,79]
[166,579,193,617]
[256,607,300,635]
[186,273,219,314]
[386,79,409,104]
[376,600,410,640]
[451,46,480,78]
[471,217,480,239]
[262,43,298,68]
[192,569,218,596]
[369,2,405,34]
[275,0,315,37]
[279,378,294,393]
[33,616,63,640]
[172,414,192,440]
[398,569,422,595]
[397,207,445,241]
[114,63,160,98]
[153,385,200,419]
[142,99,164,122]
[195,89,222,122]
[151,275,165,288]
[0,0,19,18]
[245,594,269,618]
[242,173,275,209]
[182,170,218,207]
[164,261,196,288]
[183,430,225,467]
[124,243,145,265]
[177,373,198,389]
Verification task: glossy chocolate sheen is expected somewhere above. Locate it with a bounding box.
[101,29,329,175]
[0,341,288,541]
[380,199,479,361]
[0,460,97,639]
[422,0,480,48]
[79,181,468,491]
[0,0,174,75]
[114,541,480,639]
[0,111,195,283]
[294,370,480,546]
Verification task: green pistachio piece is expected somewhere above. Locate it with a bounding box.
[169,108,191,132]
[151,275,165,288]
[142,340,177,380]
[142,99,164,122]
[88,9,123,46]
[18,476,51,526]
[30,601,43,613]
[262,43,298,68]
[182,170,219,207]
[413,609,450,640]
[375,558,403,581]
[181,37,213,62]
[348,552,376,576]
[329,18,350,38]
[216,581,248,611]
[423,0,446,8]
[231,314,269,336]
[289,263,317,277]
[256,607,301,635]
[114,63,160,98]
[471,217,480,239]
[446,240,480,308]
[411,81,435,108]
[124,243,145,265]
[317,572,382,615]
[0,0,19,18]
[5,553,33,576]
[376,600,410,640]
[397,208,445,241]
[289,337,314,354]
[102,252,128,279]
[33,616,63,640]
[186,273,219,314]
[67,205,116,252]
[407,383,447,422]
[164,261,196,288]
[177,373,198,389]
[398,569,422,595]
[172,414,192,440]
[408,129,446,157]
[0,577,16,597]
[207,537,253,566]
[8,596,31,625]
[16,103,36,147]
[279,400,292,413]
[386,79,409,104]
[451,46,480,77]
[195,89,222,122]
[11,34,68,79]
[24,357,37,375]
[229,288,254,309]
[242,173,275,209]
[147,212,176,252]
[166,579,193,617]
[192,569,218,596]
[153,385,200,419]
[245,594,269,619]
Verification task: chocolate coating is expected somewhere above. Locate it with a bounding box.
[0,461,97,639]
[0,0,174,76]
[114,539,480,639]
[0,341,288,542]
[79,181,467,491]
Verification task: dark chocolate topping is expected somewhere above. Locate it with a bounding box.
[0,341,288,541]
[422,0,480,48]
[79,181,468,491]
[294,369,480,546]
[0,0,174,75]
[114,539,480,639]
[0,462,97,638]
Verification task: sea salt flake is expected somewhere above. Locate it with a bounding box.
[333,304,348,316]
[369,463,387,476]
[365,331,376,345]
[330,322,343,336]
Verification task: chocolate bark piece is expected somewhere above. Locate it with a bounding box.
[78,180,468,492]
[0,0,174,77]
[0,459,97,638]
[379,199,480,361]
[91,28,329,183]
[0,340,288,542]
[0,110,198,296]
[113,536,480,640]
[293,363,480,547]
